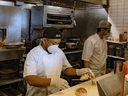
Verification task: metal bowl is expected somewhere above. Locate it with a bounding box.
[66,42,77,49]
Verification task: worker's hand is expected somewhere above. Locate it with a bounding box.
[76,68,91,76]
[50,78,70,90]
[76,68,95,78]
[77,68,96,85]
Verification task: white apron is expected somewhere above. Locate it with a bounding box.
[43,52,63,95]
[26,52,63,96]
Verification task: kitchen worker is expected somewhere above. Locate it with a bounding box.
[23,27,95,96]
[82,20,112,77]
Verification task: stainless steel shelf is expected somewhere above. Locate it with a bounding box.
[0,77,24,86]
[106,40,127,44]
[0,47,26,52]
[64,50,83,54]
[47,19,72,22]
[107,55,127,60]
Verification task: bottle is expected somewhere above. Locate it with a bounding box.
[119,34,124,42]
[124,32,127,41]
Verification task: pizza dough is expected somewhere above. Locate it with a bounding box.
[80,73,97,85]
[80,73,89,81]
[75,87,87,96]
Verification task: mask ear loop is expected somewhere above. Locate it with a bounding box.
[45,39,52,54]
[46,39,51,46]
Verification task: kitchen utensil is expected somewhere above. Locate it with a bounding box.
[66,42,77,49]
[68,37,80,43]
[114,61,123,74]
[4,42,24,49]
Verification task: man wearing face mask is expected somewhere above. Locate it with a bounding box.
[23,27,95,96]
[82,20,112,77]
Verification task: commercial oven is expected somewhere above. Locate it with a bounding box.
[31,5,75,29]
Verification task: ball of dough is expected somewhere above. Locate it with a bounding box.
[75,88,87,96]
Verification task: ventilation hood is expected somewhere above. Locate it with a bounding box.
[78,0,103,5]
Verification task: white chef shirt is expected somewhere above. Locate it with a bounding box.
[23,44,72,96]
[82,33,107,77]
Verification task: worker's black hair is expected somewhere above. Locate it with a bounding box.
[97,28,109,33]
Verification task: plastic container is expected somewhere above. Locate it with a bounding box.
[124,32,127,41]
[124,48,128,59]
[108,45,115,56]
[119,34,124,42]
[116,46,122,57]
[114,61,123,74]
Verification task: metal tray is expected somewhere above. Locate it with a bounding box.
[3,42,24,49]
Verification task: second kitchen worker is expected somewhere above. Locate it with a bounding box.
[82,20,112,77]
[23,27,95,96]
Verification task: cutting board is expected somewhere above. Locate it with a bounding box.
[49,71,114,96]
[49,80,98,96]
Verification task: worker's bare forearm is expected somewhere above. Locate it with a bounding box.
[63,67,77,75]
[84,61,89,68]
[26,75,51,87]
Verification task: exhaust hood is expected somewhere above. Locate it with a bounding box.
[78,0,103,5]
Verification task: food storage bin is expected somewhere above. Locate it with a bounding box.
[108,45,115,56]
[124,32,127,41]
[116,46,122,57]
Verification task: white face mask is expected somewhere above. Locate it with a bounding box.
[46,39,59,54]
[48,45,59,54]
[103,33,110,38]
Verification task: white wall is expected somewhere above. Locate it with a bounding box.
[108,0,128,41]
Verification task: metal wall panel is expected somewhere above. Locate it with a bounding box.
[0,5,22,43]
[21,9,30,41]
[72,8,107,40]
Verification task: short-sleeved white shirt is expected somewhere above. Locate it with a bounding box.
[82,33,107,76]
[23,45,72,96]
